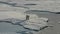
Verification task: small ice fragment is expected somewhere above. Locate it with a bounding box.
[39,17,48,22]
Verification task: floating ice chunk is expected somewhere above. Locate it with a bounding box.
[0,13,48,31]
[22,15,48,31]
[23,21,48,31]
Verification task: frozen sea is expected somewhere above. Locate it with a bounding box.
[0,11,59,34]
[0,0,60,34]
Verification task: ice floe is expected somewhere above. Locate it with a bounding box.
[0,13,48,31]
[0,3,49,31]
[22,15,48,31]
